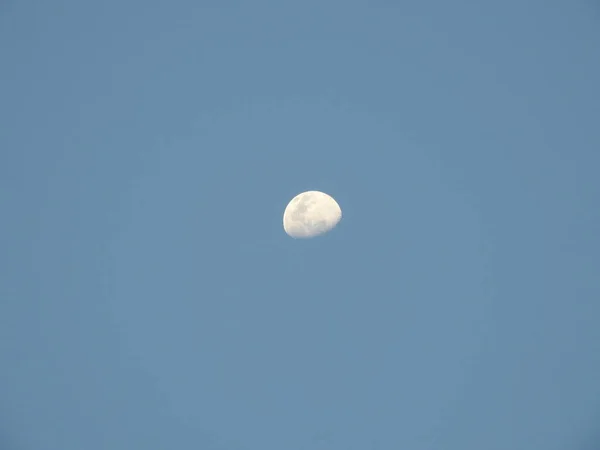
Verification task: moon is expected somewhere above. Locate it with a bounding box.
[283,191,342,239]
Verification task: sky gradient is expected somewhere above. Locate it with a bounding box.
[1,1,599,449]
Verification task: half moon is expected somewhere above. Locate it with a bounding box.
[283,191,342,238]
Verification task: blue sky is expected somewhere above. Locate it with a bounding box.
[1,1,599,449]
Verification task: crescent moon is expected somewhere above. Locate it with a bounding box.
[283,191,342,239]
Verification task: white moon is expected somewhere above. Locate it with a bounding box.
[283,191,342,239]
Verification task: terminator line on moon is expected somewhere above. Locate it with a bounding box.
[283,191,342,239]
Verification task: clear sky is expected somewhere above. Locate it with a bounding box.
[1,1,599,449]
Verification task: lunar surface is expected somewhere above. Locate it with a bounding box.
[283,191,342,238]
